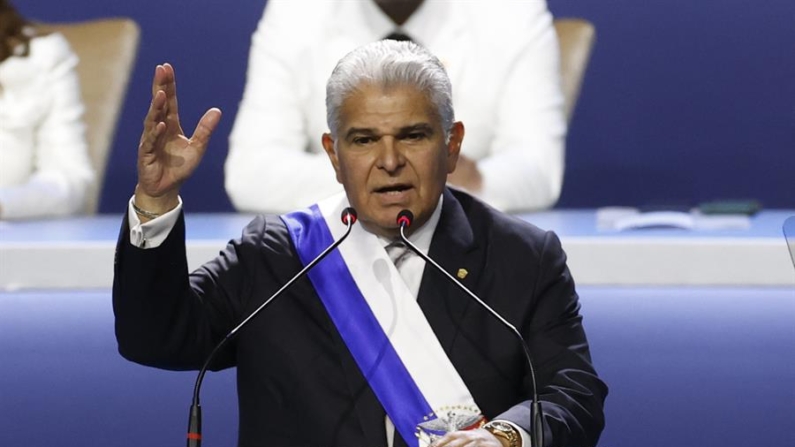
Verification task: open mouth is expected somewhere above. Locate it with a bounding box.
[374,184,412,194]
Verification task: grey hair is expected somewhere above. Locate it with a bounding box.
[325,40,455,141]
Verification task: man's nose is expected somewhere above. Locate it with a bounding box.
[375,137,405,172]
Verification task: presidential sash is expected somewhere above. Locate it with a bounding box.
[281,193,484,446]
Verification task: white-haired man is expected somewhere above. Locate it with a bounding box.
[116,41,605,447]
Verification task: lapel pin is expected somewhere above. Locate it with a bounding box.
[457,268,468,279]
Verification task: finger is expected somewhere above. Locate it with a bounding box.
[150,64,167,97]
[160,63,181,124]
[432,431,491,447]
[189,107,223,148]
[150,63,184,136]
[139,90,166,145]
[139,121,166,158]
[432,433,458,447]
[449,436,483,447]
[145,89,167,127]
[140,90,167,147]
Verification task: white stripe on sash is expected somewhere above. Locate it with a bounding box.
[282,193,482,446]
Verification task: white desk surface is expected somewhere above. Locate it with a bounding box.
[1,210,793,289]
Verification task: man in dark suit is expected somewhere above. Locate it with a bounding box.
[114,41,606,447]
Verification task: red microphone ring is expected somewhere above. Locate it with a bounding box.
[341,208,357,225]
[397,209,414,227]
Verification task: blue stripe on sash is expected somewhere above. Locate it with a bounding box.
[282,205,433,446]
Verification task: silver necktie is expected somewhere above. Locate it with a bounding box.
[385,241,411,270]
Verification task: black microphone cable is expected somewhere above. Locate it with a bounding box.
[187,207,357,446]
[396,209,544,447]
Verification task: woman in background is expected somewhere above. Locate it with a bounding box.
[0,0,94,219]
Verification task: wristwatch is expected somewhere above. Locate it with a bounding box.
[483,420,521,447]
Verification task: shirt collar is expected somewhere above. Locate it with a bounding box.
[356,0,450,46]
[358,0,401,41]
[378,193,443,253]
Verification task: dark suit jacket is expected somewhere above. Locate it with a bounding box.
[113,188,607,447]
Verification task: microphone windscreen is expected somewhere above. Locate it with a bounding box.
[397,210,414,228]
[341,207,358,225]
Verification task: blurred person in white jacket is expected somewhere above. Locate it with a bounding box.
[226,0,565,213]
[0,0,94,220]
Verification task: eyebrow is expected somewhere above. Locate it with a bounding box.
[344,123,435,140]
[344,127,377,140]
[397,123,435,137]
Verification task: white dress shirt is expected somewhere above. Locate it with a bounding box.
[225,0,566,214]
[0,32,94,219]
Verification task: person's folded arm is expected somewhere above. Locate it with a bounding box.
[476,4,566,212]
[225,1,340,214]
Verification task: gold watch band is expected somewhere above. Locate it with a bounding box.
[483,420,520,447]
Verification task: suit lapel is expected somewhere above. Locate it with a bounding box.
[417,188,483,357]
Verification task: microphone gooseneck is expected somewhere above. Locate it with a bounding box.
[186,207,358,446]
[396,209,544,447]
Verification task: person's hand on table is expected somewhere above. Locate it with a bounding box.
[431,428,507,447]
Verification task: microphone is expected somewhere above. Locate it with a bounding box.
[187,207,358,446]
[395,209,545,447]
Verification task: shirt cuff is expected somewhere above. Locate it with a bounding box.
[494,419,531,447]
[127,195,182,248]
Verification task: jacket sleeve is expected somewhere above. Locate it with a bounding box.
[496,231,607,447]
[113,212,287,371]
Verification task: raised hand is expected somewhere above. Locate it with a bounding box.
[135,63,221,215]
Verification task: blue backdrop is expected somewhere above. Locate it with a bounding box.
[17,0,795,212]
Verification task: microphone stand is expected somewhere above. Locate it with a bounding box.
[187,209,357,446]
[397,213,544,447]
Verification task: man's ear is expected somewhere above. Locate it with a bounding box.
[321,133,343,183]
[446,121,465,173]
